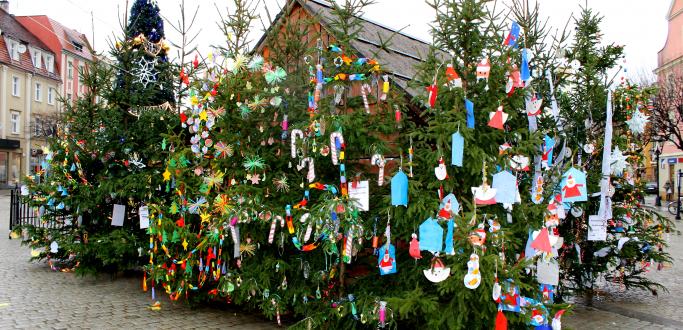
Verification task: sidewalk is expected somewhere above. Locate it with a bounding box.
[564,195,683,330]
[0,195,275,329]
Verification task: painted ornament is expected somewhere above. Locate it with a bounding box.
[542,135,555,169]
[469,222,487,247]
[378,244,397,275]
[472,174,497,205]
[506,65,523,95]
[426,82,438,109]
[526,94,543,116]
[560,168,587,202]
[463,253,482,289]
[423,256,451,283]
[510,155,530,171]
[438,193,460,219]
[445,64,462,88]
[434,157,448,180]
[488,106,509,130]
[409,233,422,259]
[476,57,491,82]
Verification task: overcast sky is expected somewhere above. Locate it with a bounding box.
[8,0,670,79]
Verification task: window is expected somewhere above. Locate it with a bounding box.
[66,93,72,101]
[5,38,20,61]
[43,54,54,73]
[12,76,20,97]
[10,111,20,134]
[47,87,54,105]
[78,64,85,94]
[72,41,83,52]
[67,61,74,79]
[34,83,41,102]
[34,117,42,137]
[29,48,42,68]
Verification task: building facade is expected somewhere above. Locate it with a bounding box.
[0,2,62,187]
[655,0,683,201]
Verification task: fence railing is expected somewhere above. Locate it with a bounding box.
[9,188,68,237]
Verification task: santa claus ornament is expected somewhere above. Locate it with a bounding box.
[409,233,422,260]
[526,94,543,116]
[378,244,397,275]
[560,167,587,202]
[423,256,451,283]
[476,57,491,86]
[445,63,462,89]
[434,157,448,180]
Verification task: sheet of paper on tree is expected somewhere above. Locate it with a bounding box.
[492,170,518,204]
[465,99,475,128]
[598,91,613,220]
[536,258,559,286]
[560,168,587,202]
[419,217,444,253]
[587,215,607,241]
[139,205,150,229]
[348,180,369,211]
[111,204,125,227]
[451,131,464,167]
[391,170,409,207]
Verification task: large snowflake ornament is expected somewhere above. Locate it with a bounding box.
[626,110,649,135]
[133,57,158,88]
[610,146,629,176]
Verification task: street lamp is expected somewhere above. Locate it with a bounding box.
[652,140,663,206]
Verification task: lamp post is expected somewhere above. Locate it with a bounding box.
[677,169,682,220]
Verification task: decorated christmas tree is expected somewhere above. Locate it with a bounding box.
[555,6,672,304]
[16,0,177,275]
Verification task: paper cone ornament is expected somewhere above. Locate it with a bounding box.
[531,227,552,253]
[465,99,475,128]
[378,244,397,275]
[445,64,462,88]
[495,310,508,330]
[488,106,509,130]
[391,170,408,207]
[434,157,448,180]
[409,233,422,259]
[451,131,464,166]
[423,257,451,283]
[419,217,443,253]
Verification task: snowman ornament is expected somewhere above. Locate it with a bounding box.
[434,157,448,181]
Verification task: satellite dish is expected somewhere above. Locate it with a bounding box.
[17,44,26,53]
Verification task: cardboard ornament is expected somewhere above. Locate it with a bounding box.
[488,106,509,130]
[560,168,587,202]
[419,217,443,254]
[504,21,521,47]
[510,155,530,171]
[444,219,455,254]
[378,244,397,275]
[542,135,555,169]
[423,256,451,283]
[526,94,543,116]
[434,157,448,180]
[476,58,491,81]
[530,227,552,253]
[472,171,497,205]
[391,170,409,207]
[451,131,464,166]
[465,99,475,128]
[492,171,518,204]
[463,253,482,289]
[469,222,487,247]
[409,233,422,259]
[438,193,460,219]
[445,64,462,88]
[426,83,438,109]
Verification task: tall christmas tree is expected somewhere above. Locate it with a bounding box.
[16,0,177,275]
[555,7,672,304]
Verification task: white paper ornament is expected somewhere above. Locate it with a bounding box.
[610,146,628,176]
[423,257,451,283]
[626,110,649,135]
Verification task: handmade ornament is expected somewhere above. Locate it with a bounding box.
[290,129,304,158]
[510,155,530,171]
[463,253,481,289]
[445,64,462,88]
[476,58,491,82]
[488,106,509,130]
[296,157,315,183]
[531,227,552,254]
[560,168,587,202]
[626,110,649,135]
[499,279,521,312]
[423,256,451,283]
[378,244,397,275]
[526,94,543,116]
[434,157,448,180]
[330,132,344,165]
[465,99,475,128]
[451,130,464,166]
[419,217,443,254]
[391,170,409,207]
[520,48,530,82]
[504,21,521,47]
[598,92,614,221]
[468,222,487,247]
[371,154,386,186]
[540,284,555,304]
[530,171,544,204]
[472,166,497,205]
[492,171,517,204]
[552,310,566,330]
[506,65,523,95]
[541,135,555,169]
[50,241,58,253]
[360,83,372,113]
[444,219,455,254]
[112,204,125,226]
[409,233,421,259]
[348,180,369,211]
[495,310,508,330]
[139,205,150,229]
[378,301,388,328]
[610,146,628,176]
[438,193,460,219]
[380,75,389,101]
[426,82,438,109]
[536,258,560,286]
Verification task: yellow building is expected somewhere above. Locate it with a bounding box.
[0,3,61,187]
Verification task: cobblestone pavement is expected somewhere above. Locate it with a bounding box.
[0,193,275,329]
[2,191,683,329]
[564,196,683,330]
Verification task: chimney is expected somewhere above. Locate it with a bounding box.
[0,1,8,12]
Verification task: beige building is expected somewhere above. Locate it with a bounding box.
[0,2,61,187]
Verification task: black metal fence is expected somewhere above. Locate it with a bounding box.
[9,188,66,237]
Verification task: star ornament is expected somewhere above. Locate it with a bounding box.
[610,146,629,176]
[625,110,649,135]
[162,168,171,181]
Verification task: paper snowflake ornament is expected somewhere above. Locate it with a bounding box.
[610,146,629,176]
[133,57,158,88]
[626,110,649,135]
